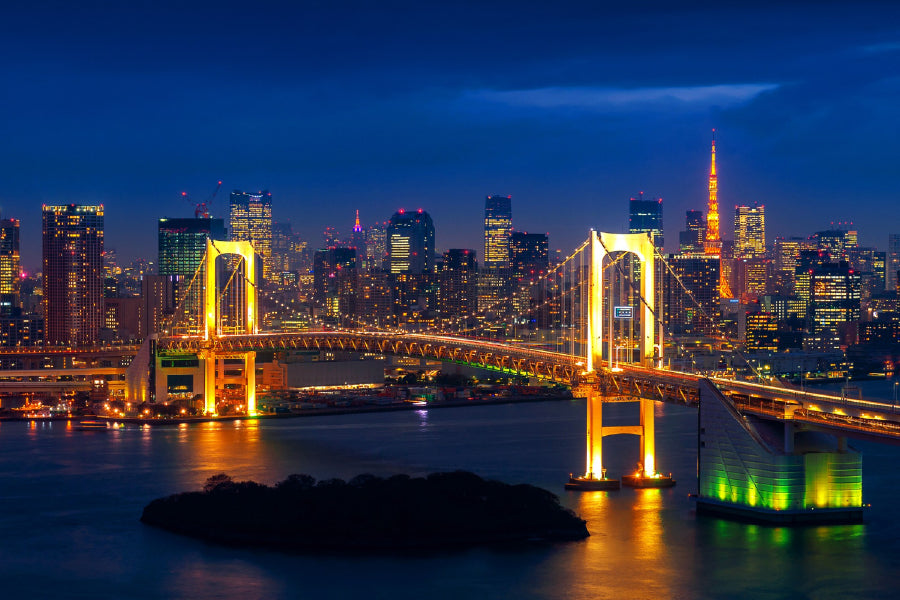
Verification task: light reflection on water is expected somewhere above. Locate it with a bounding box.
[1,402,899,599]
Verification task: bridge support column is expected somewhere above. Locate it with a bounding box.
[622,399,674,488]
[203,352,216,415]
[245,351,257,416]
[566,390,620,491]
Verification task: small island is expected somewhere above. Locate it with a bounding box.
[141,471,589,551]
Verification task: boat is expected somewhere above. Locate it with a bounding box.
[74,419,109,431]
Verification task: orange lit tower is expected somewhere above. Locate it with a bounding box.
[703,130,732,298]
[704,130,721,256]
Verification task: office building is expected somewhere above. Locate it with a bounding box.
[481,195,512,311]
[0,215,20,297]
[42,204,104,346]
[679,210,705,254]
[386,209,434,275]
[439,249,478,320]
[229,190,273,280]
[663,254,720,336]
[628,192,664,250]
[889,234,900,292]
[734,203,765,258]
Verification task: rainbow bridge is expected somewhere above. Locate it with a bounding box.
[132,232,897,523]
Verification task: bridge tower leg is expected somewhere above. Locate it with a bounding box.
[244,351,257,416]
[202,350,216,415]
[566,388,620,490]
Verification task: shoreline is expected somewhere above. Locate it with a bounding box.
[0,394,573,426]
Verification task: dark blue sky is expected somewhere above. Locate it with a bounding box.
[2,1,899,269]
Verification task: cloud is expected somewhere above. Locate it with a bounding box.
[465,83,780,112]
[860,41,900,54]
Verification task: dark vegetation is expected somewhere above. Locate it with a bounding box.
[141,471,589,551]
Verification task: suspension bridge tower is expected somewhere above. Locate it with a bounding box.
[199,239,259,415]
[567,230,674,491]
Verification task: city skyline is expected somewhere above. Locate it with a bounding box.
[1,2,899,268]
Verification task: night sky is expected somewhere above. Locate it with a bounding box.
[2,1,899,270]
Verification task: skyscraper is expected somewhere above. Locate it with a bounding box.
[734,203,766,258]
[481,195,512,311]
[158,217,227,334]
[0,214,20,296]
[888,234,900,292]
[158,217,227,277]
[679,210,705,254]
[42,204,104,346]
[509,232,550,327]
[440,249,478,320]
[628,192,664,251]
[386,209,434,275]
[229,190,273,280]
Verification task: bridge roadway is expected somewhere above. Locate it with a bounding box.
[160,330,900,441]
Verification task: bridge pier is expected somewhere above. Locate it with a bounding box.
[566,390,620,490]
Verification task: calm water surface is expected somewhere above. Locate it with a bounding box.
[2,383,900,599]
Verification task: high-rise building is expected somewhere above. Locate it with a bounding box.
[509,232,551,328]
[158,217,227,334]
[663,254,720,336]
[481,195,512,311]
[42,204,104,347]
[229,190,273,280]
[773,237,816,294]
[439,249,478,320]
[313,247,357,325]
[158,217,227,277]
[814,228,857,263]
[888,234,900,292]
[350,210,367,267]
[734,203,765,258]
[386,209,434,275]
[0,215,20,297]
[679,210,705,254]
[808,261,861,350]
[366,221,388,272]
[628,192,664,251]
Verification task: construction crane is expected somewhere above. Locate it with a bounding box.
[181,180,223,218]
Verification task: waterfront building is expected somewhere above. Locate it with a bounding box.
[42,204,104,346]
[509,232,550,326]
[229,190,273,280]
[628,192,664,251]
[480,195,512,312]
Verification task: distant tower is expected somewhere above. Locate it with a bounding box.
[703,130,732,298]
[350,210,367,268]
[704,131,721,256]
